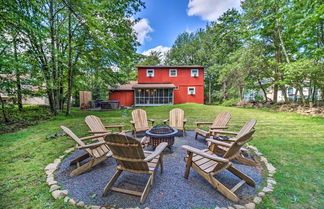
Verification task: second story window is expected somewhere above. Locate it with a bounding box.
[188,87,196,95]
[191,69,199,77]
[146,69,154,77]
[169,69,177,77]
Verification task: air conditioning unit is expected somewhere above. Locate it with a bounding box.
[148,73,153,77]
[193,73,198,77]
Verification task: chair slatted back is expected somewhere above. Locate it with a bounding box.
[223,130,255,160]
[61,126,110,158]
[85,115,107,133]
[212,112,231,127]
[169,108,184,129]
[132,109,149,130]
[212,130,255,173]
[104,134,149,172]
[237,119,257,138]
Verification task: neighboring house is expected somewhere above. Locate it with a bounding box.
[244,86,322,102]
[108,66,205,107]
[0,74,49,105]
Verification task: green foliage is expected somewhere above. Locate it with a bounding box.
[0,105,53,134]
[221,98,241,106]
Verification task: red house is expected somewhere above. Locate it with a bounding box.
[108,66,204,107]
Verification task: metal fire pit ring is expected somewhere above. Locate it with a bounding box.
[145,125,178,149]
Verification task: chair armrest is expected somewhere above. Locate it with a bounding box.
[105,125,124,129]
[148,119,155,126]
[206,138,232,147]
[195,122,213,125]
[209,126,228,130]
[195,122,212,128]
[78,141,106,149]
[163,119,169,124]
[88,131,108,134]
[210,130,238,135]
[105,125,124,132]
[182,145,228,163]
[80,133,109,141]
[144,142,167,162]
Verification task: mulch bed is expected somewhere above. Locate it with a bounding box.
[55,131,262,208]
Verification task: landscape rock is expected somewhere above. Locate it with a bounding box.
[89,206,101,209]
[52,190,68,199]
[253,196,262,204]
[245,203,255,209]
[266,163,276,173]
[233,205,245,209]
[267,179,277,185]
[262,187,273,193]
[64,147,74,154]
[59,155,65,159]
[255,151,263,156]
[76,201,85,207]
[64,196,70,203]
[228,207,235,209]
[258,192,265,197]
[49,184,60,192]
[46,178,57,186]
[260,157,268,163]
[53,158,61,164]
[68,198,76,205]
[45,163,57,172]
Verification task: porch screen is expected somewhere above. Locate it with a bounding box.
[135,88,173,105]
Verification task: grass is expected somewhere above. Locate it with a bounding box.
[0,103,323,209]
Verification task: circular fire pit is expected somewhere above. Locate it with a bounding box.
[145,124,178,148]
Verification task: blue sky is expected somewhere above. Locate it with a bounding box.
[133,0,241,54]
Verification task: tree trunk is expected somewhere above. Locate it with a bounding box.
[0,94,9,123]
[13,34,23,111]
[208,74,211,104]
[49,0,58,115]
[238,86,243,101]
[66,10,73,116]
[294,88,299,102]
[298,86,305,105]
[258,80,268,102]
[273,84,278,103]
[280,85,289,103]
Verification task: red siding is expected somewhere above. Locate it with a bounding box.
[109,91,134,107]
[137,67,204,104]
[137,67,204,86]
[174,85,204,104]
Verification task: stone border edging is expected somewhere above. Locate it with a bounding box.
[45,145,276,209]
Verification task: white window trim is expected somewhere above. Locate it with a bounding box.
[191,69,199,77]
[146,69,154,77]
[169,69,177,77]
[188,87,196,95]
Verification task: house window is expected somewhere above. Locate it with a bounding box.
[191,69,199,77]
[146,69,154,77]
[169,69,177,77]
[188,87,196,95]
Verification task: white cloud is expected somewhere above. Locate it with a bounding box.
[132,18,153,44]
[142,45,171,63]
[187,0,241,21]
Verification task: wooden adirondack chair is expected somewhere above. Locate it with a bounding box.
[103,134,167,204]
[60,126,112,176]
[130,109,155,137]
[195,112,231,139]
[182,130,256,203]
[210,119,257,166]
[85,115,124,140]
[163,108,187,135]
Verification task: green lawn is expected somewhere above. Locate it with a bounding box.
[0,103,323,209]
